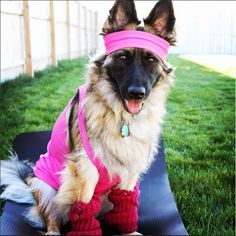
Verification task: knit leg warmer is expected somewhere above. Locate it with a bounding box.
[104,183,140,234]
[67,196,102,235]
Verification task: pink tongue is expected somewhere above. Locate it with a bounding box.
[126,100,143,114]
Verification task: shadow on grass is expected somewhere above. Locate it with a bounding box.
[0,58,88,160]
[0,55,235,235]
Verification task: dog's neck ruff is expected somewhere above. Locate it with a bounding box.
[78,85,104,169]
[34,84,120,193]
[103,30,170,63]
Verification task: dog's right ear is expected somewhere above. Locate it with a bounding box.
[102,0,140,34]
[144,0,176,45]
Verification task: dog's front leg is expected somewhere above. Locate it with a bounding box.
[104,174,142,235]
[55,155,99,212]
[120,174,143,235]
[55,153,102,235]
[118,173,139,191]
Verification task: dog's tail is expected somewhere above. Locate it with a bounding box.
[1,152,35,204]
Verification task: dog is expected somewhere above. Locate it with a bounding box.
[1,0,176,235]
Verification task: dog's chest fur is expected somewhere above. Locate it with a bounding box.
[82,76,171,187]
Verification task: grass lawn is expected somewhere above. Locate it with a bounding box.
[0,55,235,235]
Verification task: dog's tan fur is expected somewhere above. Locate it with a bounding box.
[28,55,174,234]
[22,1,176,234]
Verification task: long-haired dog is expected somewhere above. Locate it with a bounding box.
[1,0,176,235]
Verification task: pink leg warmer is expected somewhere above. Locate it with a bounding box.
[67,196,102,235]
[104,183,140,234]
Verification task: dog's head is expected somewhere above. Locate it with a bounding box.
[90,0,176,115]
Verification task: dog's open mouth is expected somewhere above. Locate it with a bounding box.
[124,100,144,114]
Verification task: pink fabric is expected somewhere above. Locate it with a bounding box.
[78,86,104,169]
[34,102,70,189]
[103,30,170,62]
[34,85,120,194]
[104,183,140,234]
[78,85,120,195]
[68,196,102,235]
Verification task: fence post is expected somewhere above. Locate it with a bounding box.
[66,0,71,59]
[95,11,99,52]
[50,0,56,65]
[23,0,33,77]
[84,6,88,55]
[78,3,81,57]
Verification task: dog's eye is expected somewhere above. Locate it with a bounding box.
[120,55,127,60]
[148,57,155,62]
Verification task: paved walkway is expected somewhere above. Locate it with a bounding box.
[180,55,236,78]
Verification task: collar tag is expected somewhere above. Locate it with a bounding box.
[121,123,129,137]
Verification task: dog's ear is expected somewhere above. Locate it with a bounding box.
[102,0,140,34]
[144,0,176,44]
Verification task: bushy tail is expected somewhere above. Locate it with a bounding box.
[1,152,35,204]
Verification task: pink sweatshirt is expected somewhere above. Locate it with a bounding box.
[34,85,120,195]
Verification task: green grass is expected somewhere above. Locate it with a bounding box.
[165,55,235,235]
[0,56,235,235]
[0,58,87,158]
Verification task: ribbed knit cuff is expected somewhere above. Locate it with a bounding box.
[67,196,102,235]
[108,184,140,211]
[67,228,102,236]
[104,182,140,234]
[68,196,101,221]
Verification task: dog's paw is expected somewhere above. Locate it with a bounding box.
[124,232,142,235]
[45,231,60,235]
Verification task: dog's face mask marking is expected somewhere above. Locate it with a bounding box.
[97,0,176,114]
[104,48,162,114]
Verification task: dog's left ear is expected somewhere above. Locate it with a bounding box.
[102,0,140,34]
[144,0,176,45]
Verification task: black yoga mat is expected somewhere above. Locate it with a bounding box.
[0,131,188,235]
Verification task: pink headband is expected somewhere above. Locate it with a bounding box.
[103,30,170,62]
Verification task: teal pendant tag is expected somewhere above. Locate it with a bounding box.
[121,124,129,137]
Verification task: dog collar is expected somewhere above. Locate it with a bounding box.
[103,30,170,63]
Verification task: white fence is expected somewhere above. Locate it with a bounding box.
[1,1,236,83]
[85,1,236,56]
[170,1,236,55]
[1,0,98,83]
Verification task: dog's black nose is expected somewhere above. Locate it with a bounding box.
[127,86,146,100]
